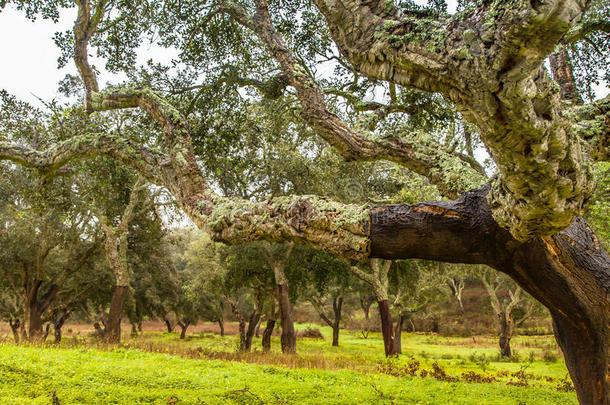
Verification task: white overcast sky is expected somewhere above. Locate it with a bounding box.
[0,2,606,106]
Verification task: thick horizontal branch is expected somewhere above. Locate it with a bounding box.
[201,194,371,262]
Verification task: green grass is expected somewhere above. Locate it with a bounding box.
[130,325,570,383]
[0,343,577,404]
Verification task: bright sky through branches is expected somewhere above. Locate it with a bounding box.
[0,1,606,107]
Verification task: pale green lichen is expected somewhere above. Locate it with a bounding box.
[203,194,371,260]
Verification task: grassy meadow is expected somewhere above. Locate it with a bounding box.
[0,322,576,404]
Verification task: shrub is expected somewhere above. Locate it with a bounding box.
[297,327,324,339]
[542,349,559,363]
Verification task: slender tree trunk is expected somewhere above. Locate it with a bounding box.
[269,246,297,354]
[9,319,20,343]
[52,311,70,344]
[178,321,190,339]
[393,314,404,354]
[54,323,63,344]
[244,312,261,352]
[331,296,343,347]
[360,296,372,320]
[254,318,262,338]
[331,323,340,347]
[377,300,396,356]
[238,319,247,351]
[218,319,225,337]
[456,295,476,343]
[262,319,276,352]
[103,285,128,343]
[164,318,174,333]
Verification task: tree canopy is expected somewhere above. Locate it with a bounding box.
[0,0,609,403]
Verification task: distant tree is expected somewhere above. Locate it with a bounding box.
[478,267,541,358]
[221,242,276,352]
[350,259,396,356]
[303,249,353,346]
[0,164,99,341]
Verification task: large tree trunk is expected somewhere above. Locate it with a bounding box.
[377,300,396,357]
[262,318,276,352]
[103,285,128,343]
[23,280,58,342]
[25,305,44,342]
[370,186,610,404]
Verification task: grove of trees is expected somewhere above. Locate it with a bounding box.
[0,0,609,404]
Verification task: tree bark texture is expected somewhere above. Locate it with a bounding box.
[498,314,514,358]
[238,319,247,351]
[331,296,343,347]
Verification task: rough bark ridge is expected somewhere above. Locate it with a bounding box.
[104,286,129,343]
